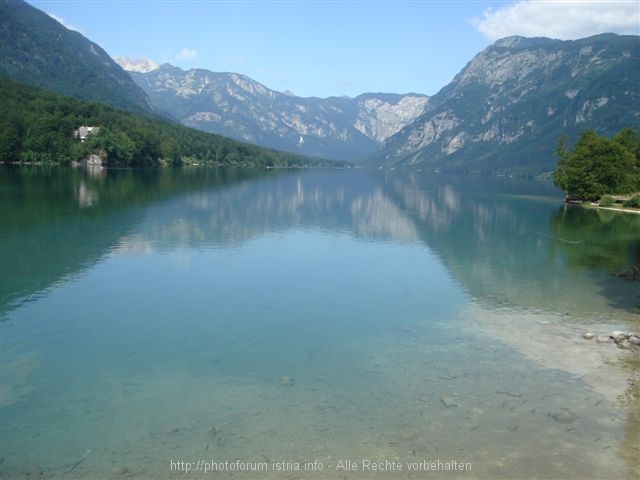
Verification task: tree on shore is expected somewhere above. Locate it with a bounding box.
[553,128,640,201]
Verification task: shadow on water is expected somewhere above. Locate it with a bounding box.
[549,205,640,312]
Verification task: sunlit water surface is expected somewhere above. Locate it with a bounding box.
[1,167,639,479]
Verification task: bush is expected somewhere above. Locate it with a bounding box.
[623,195,640,208]
[599,195,615,207]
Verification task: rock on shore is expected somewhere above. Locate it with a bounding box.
[583,330,640,350]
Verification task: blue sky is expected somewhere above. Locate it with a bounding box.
[27,0,640,98]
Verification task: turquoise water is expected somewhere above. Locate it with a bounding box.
[1,167,639,479]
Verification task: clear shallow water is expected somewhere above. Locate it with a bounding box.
[1,167,639,479]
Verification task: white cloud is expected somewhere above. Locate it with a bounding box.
[47,13,82,33]
[176,48,198,60]
[473,1,640,41]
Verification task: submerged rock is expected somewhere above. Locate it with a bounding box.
[111,467,129,477]
[440,396,458,408]
[25,465,44,478]
[495,389,524,398]
[616,340,633,350]
[279,376,294,387]
[550,411,578,424]
[610,331,628,342]
[580,330,639,349]
[608,331,640,349]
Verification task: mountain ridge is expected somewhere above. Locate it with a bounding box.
[122,61,429,161]
[376,33,640,174]
[2,0,637,174]
[120,33,639,173]
[0,0,154,115]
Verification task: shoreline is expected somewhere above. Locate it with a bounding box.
[568,199,640,215]
[593,204,640,215]
[463,303,639,403]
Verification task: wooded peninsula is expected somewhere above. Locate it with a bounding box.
[553,128,640,210]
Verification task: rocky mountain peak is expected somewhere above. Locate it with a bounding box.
[127,64,429,161]
[377,33,640,174]
[354,94,428,143]
[491,36,557,50]
[114,56,159,73]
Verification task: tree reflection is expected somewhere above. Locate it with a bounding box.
[549,205,640,274]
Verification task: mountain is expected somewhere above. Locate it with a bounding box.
[122,62,428,161]
[3,0,635,173]
[0,0,154,115]
[114,57,159,74]
[375,34,640,175]
[0,76,334,168]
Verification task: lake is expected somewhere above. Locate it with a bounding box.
[1,166,639,479]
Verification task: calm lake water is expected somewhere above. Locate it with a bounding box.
[1,166,639,479]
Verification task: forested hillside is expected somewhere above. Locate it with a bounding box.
[0,0,153,114]
[0,78,338,168]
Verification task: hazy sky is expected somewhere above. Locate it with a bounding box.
[27,0,640,98]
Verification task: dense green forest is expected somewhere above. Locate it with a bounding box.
[553,128,640,202]
[0,78,343,168]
